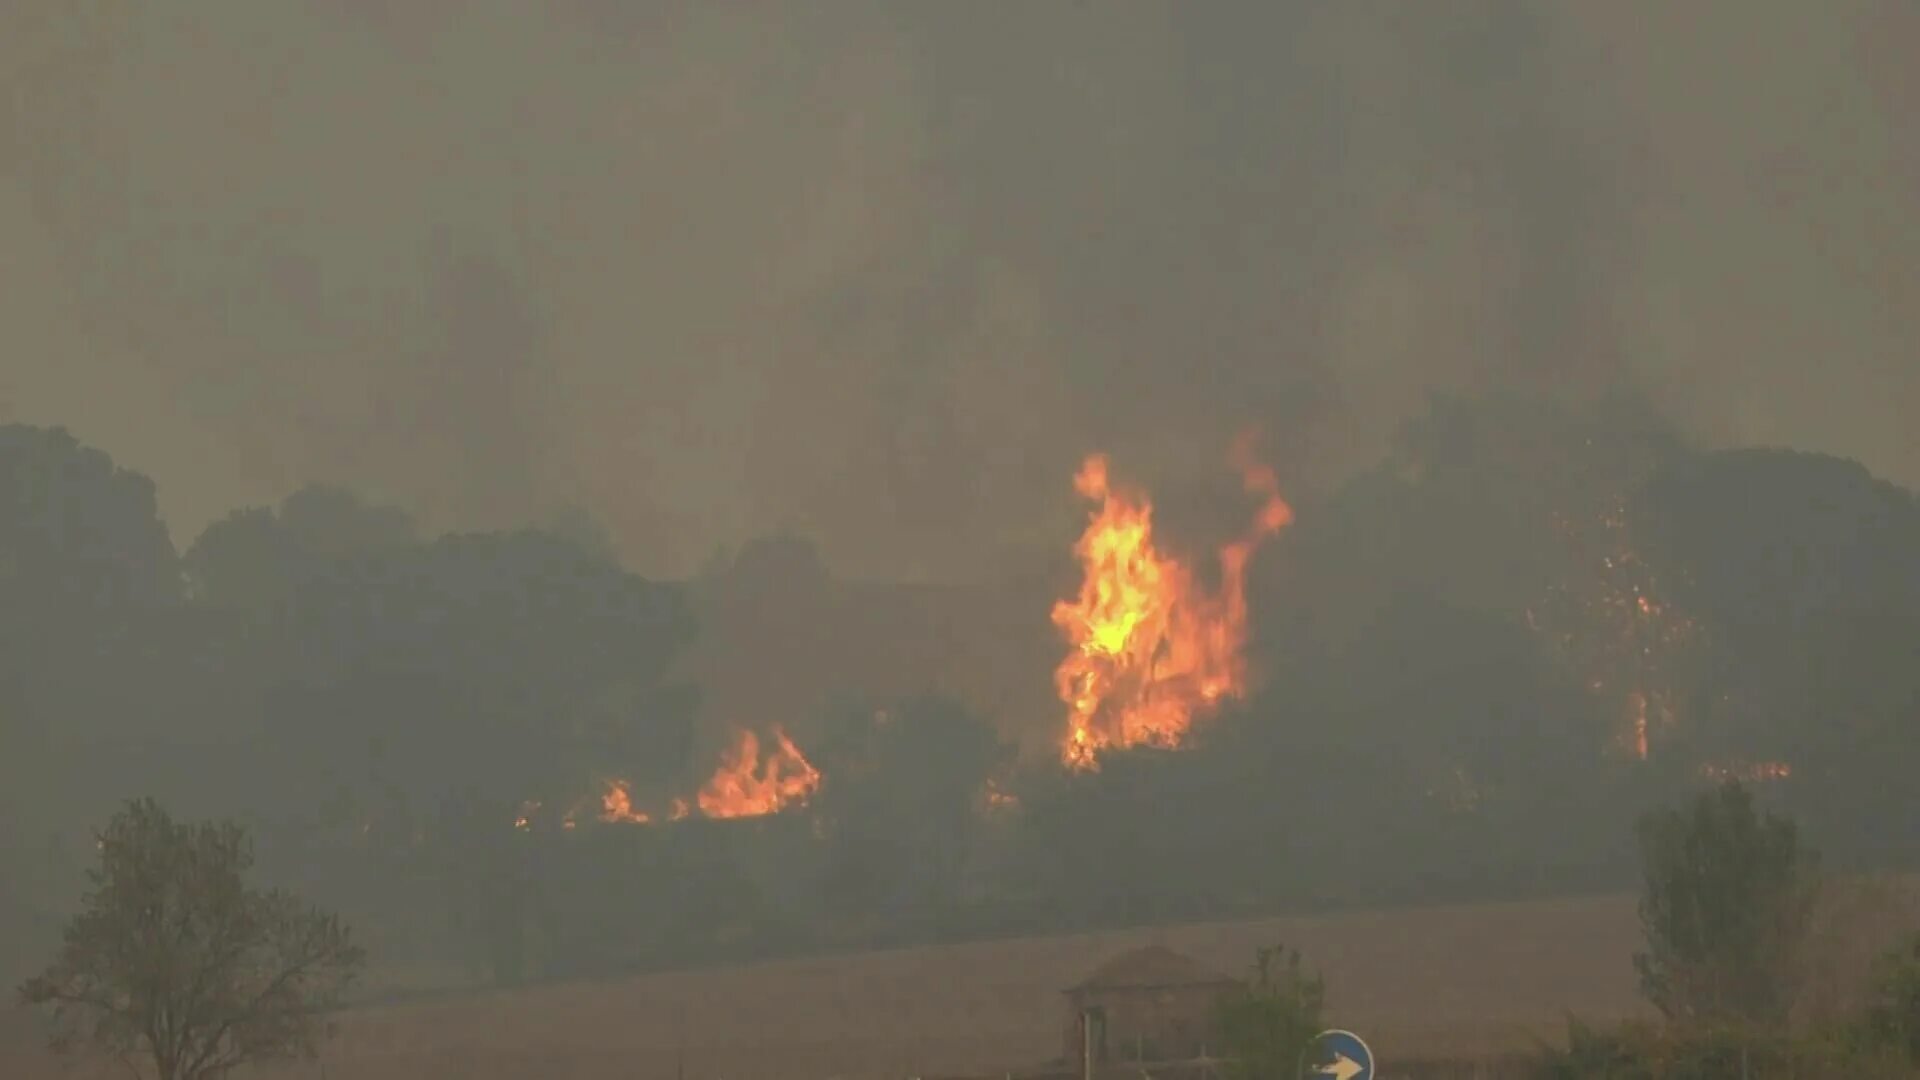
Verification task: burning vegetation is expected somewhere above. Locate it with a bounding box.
[694,727,822,819]
[1531,495,1705,761]
[598,782,650,825]
[1050,441,1293,770]
[528,726,824,831]
[521,439,1296,830]
[519,436,1771,841]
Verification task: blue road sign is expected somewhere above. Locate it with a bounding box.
[1302,1029,1374,1080]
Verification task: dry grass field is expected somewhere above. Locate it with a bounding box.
[5,878,1912,1080]
[1,892,1647,1080]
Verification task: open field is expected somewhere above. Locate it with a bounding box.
[3,891,1652,1079]
[8,875,1914,1080]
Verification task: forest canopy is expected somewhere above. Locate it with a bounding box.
[3,393,1918,989]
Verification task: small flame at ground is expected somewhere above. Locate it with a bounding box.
[698,727,823,819]
[978,777,1021,816]
[1051,438,1292,770]
[520,728,822,832]
[599,781,651,824]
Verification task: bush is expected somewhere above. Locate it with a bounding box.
[1216,944,1327,1080]
[1861,932,1920,1065]
[1530,1015,1913,1079]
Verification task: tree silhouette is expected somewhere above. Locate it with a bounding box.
[813,694,1012,924]
[1633,780,1819,1025]
[19,798,364,1080]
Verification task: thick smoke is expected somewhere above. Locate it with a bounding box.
[2,1,1915,579]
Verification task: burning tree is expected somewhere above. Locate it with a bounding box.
[18,798,364,1080]
[1376,392,1701,761]
[1050,441,1292,770]
[1529,493,1707,760]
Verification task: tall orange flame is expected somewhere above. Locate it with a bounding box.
[696,727,823,818]
[1051,440,1292,770]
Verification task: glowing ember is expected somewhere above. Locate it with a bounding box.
[978,777,1021,816]
[1626,690,1651,762]
[696,727,822,818]
[1051,439,1292,770]
[1533,495,1703,760]
[1700,760,1793,784]
[513,800,540,832]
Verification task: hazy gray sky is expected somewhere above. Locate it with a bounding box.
[3,1,1915,580]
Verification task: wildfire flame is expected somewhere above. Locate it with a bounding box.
[529,728,822,832]
[697,727,823,818]
[598,781,651,825]
[1051,440,1293,770]
[978,777,1021,816]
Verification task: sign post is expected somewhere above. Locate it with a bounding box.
[1300,1028,1374,1080]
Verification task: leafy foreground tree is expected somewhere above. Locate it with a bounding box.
[1530,787,1917,1079]
[1632,779,1819,1028]
[18,798,365,1080]
[1216,944,1329,1080]
[1862,932,1920,1066]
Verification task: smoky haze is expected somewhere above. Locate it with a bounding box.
[3,0,1915,581]
[10,7,1920,1077]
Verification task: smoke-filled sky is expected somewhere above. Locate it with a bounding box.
[3,1,1915,581]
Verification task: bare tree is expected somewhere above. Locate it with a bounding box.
[18,797,365,1080]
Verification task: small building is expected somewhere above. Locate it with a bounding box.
[1062,945,1242,1069]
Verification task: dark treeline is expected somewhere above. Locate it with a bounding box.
[4,391,1919,994]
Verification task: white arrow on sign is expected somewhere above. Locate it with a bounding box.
[1315,1051,1363,1080]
